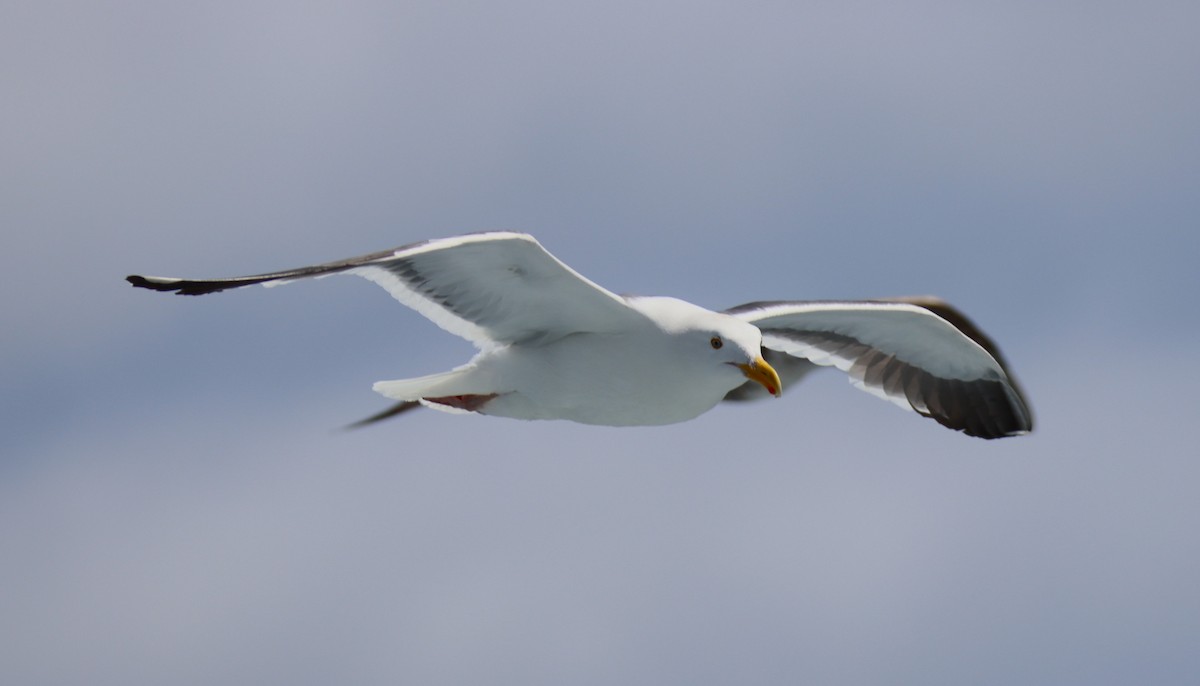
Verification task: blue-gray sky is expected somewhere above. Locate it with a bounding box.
[3,1,1198,684]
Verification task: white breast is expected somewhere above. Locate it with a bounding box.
[479,331,741,426]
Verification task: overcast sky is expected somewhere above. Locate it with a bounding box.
[3,1,1199,684]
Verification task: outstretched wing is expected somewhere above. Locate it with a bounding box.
[725,299,1033,439]
[127,232,641,348]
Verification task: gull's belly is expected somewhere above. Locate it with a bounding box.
[480,333,735,426]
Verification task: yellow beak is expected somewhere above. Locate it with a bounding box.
[736,356,783,397]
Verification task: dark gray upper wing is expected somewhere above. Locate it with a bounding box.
[342,400,422,430]
[725,299,1033,439]
[128,232,642,348]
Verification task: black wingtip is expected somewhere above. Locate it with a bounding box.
[341,400,423,430]
[126,274,199,293]
[125,274,250,295]
[126,274,165,290]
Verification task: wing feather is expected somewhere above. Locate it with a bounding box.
[127,232,641,348]
[726,300,1033,439]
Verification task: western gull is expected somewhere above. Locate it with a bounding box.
[127,232,1032,438]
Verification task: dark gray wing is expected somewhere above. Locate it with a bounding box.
[342,400,422,430]
[726,299,1033,439]
[128,232,642,348]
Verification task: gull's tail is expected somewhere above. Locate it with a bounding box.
[372,368,479,401]
[373,367,503,416]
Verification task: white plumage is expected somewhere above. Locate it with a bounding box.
[127,232,1032,438]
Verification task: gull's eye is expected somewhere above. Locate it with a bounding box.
[710,336,723,350]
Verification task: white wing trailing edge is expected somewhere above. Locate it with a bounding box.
[726,299,1033,439]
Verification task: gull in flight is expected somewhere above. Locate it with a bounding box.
[127,232,1032,438]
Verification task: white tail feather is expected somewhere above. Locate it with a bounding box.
[372,368,480,401]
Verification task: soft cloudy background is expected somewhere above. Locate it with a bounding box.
[3,1,1198,684]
